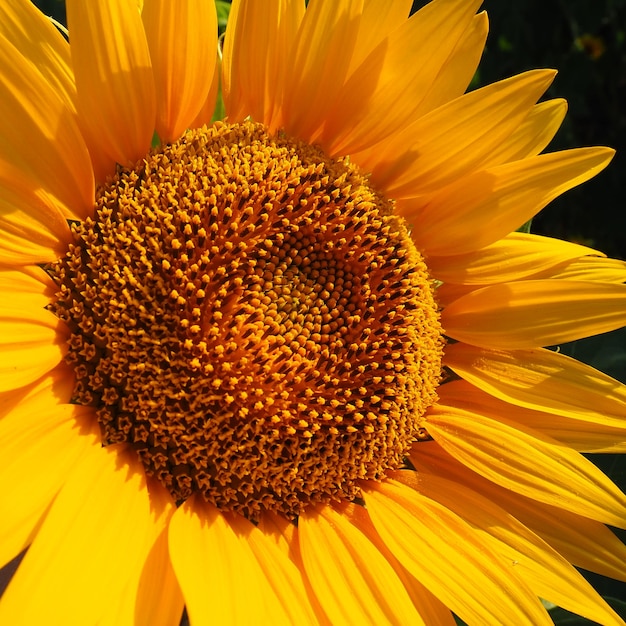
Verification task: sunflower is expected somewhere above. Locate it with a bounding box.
[1,0,626,623]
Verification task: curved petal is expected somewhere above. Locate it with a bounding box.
[189,51,221,129]
[223,0,304,130]
[427,232,601,285]
[411,441,626,583]
[444,343,626,426]
[363,479,552,625]
[439,379,626,453]
[0,387,93,567]
[0,268,67,392]
[227,513,318,625]
[442,280,626,349]
[530,256,626,282]
[406,147,615,256]
[133,482,182,626]
[169,498,305,625]
[0,444,159,624]
[142,0,217,143]
[0,32,94,221]
[394,470,623,626]
[480,98,568,167]
[281,0,363,143]
[341,502,456,626]
[414,11,488,115]
[348,0,413,72]
[362,70,556,198]
[0,0,76,113]
[322,0,483,156]
[425,403,626,527]
[66,0,156,168]
[299,504,427,625]
[0,156,72,265]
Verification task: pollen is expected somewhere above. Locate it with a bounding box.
[47,121,444,519]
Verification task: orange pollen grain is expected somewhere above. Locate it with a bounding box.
[47,121,444,519]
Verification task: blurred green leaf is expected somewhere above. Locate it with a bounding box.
[216,1,231,34]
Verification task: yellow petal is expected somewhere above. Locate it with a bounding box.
[406,147,614,256]
[394,470,623,626]
[426,403,626,527]
[190,51,221,129]
[323,0,483,156]
[0,156,72,265]
[530,255,626,282]
[0,0,76,114]
[0,32,94,221]
[481,99,568,167]
[299,504,427,625]
[0,269,67,392]
[341,502,456,626]
[415,11,489,115]
[133,483,183,626]
[363,479,552,625]
[0,385,93,567]
[66,0,156,167]
[281,0,363,143]
[364,70,557,198]
[439,379,626,453]
[0,444,159,624]
[411,441,626,583]
[142,0,217,143]
[427,232,601,285]
[444,343,626,427]
[348,0,413,72]
[227,513,318,625]
[169,498,297,625]
[442,280,626,349]
[223,0,304,130]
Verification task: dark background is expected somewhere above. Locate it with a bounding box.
[25,0,626,621]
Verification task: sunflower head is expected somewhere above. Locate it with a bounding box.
[1,0,625,625]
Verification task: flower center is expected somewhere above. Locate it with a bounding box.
[48,121,443,519]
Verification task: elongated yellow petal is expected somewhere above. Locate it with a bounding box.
[323,0,483,156]
[442,280,626,349]
[415,11,489,115]
[439,379,626,453]
[341,502,456,626]
[531,256,626,282]
[406,147,614,256]
[444,343,626,426]
[142,0,217,143]
[282,0,363,143]
[0,393,93,567]
[364,70,556,197]
[227,513,318,625]
[0,156,72,265]
[481,99,568,167]
[0,444,159,624]
[189,51,221,129]
[223,0,304,130]
[426,404,626,527]
[299,504,427,625]
[0,269,67,392]
[0,0,76,114]
[169,498,301,625]
[133,483,183,626]
[0,33,93,221]
[349,0,413,72]
[66,0,156,168]
[394,470,623,626]
[411,442,626,582]
[427,232,601,285]
[363,479,552,625]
